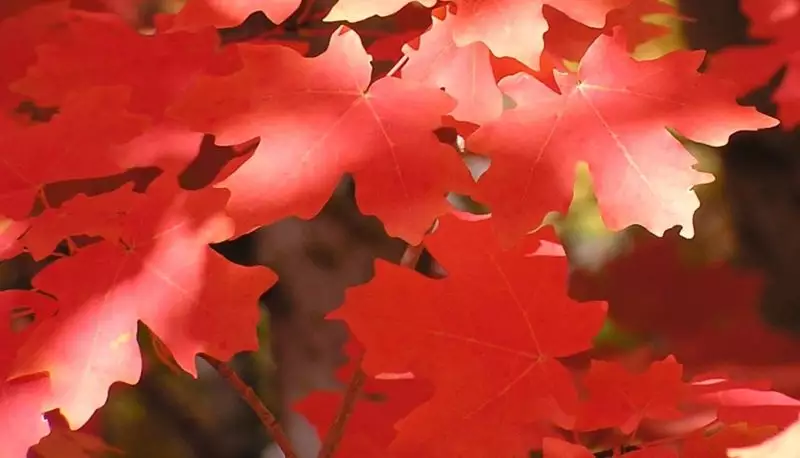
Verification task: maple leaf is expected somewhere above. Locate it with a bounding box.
[0,290,58,458]
[739,0,800,40]
[680,423,778,458]
[0,290,58,380]
[704,0,800,128]
[0,218,29,261]
[0,1,69,110]
[295,339,434,457]
[325,0,628,70]
[364,4,435,70]
[16,133,260,261]
[694,382,800,430]
[11,8,231,120]
[324,0,437,23]
[444,0,630,70]
[0,375,52,458]
[574,356,689,433]
[0,86,148,219]
[570,226,800,370]
[329,214,606,456]
[179,134,262,189]
[169,0,301,28]
[543,0,678,64]
[168,27,475,244]
[727,415,800,458]
[467,31,777,244]
[0,0,62,21]
[8,176,277,431]
[401,9,503,124]
[20,183,139,260]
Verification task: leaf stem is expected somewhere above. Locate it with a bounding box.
[317,353,367,458]
[201,354,298,458]
[400,243,424,270]
[386,55,409,78]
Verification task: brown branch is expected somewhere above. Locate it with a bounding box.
[317,353,367,458]
[200,354,298,458]
[385,55,409,78]
[400,243,424,270]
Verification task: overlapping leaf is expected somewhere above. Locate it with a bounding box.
[401,9,503,124]
[574,356,688,433]
[570,226,800,369]
[325,0,628,70]
[170,0,302,28]
[295,339,434,457]
[467,31,777,244]
[543,0,678,64]
[0,87,148,219]
[331,214,606,456]
[168,28,475,244]
[11,9,228,119]
[0,1,797,457]
[705,0,800,127]
[8,176,276,431]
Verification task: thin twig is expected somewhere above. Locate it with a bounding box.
[386,55,409,78]
[200,354,298,458]
[317,353,367,458]
[400,243,424,270]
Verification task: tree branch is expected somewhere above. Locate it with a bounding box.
[200,354,298,458]
[317,353,367,458]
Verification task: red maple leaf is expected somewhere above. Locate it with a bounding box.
[467,31,777,244]
[169,0,301,28]
[168,27,475,244]
[329,214,606,456]
[7,176,277,431]
[0,1,69,110]
[294,339,434,457]
[569,226,753,340]
[704,0,800,127]
[401,8,503,124]
[0,375,52,458]
[680,423,779,458]
[727,415,800,458]
[364,4,435,68]
[20,183,140,260]
[11,8,231,120]
[543,0,679,64]
[324,0,437,23]
[573,356,689,433]
[740,0,800,40]
[0,0,62,21]
[0,218,29,261]
[0,86,148,219]
[0,290,58,458]
[324,0,627,70]
[693,382,800,430]
[0,290,58,380]
[570,226,800,370]
[17,134,260,261]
